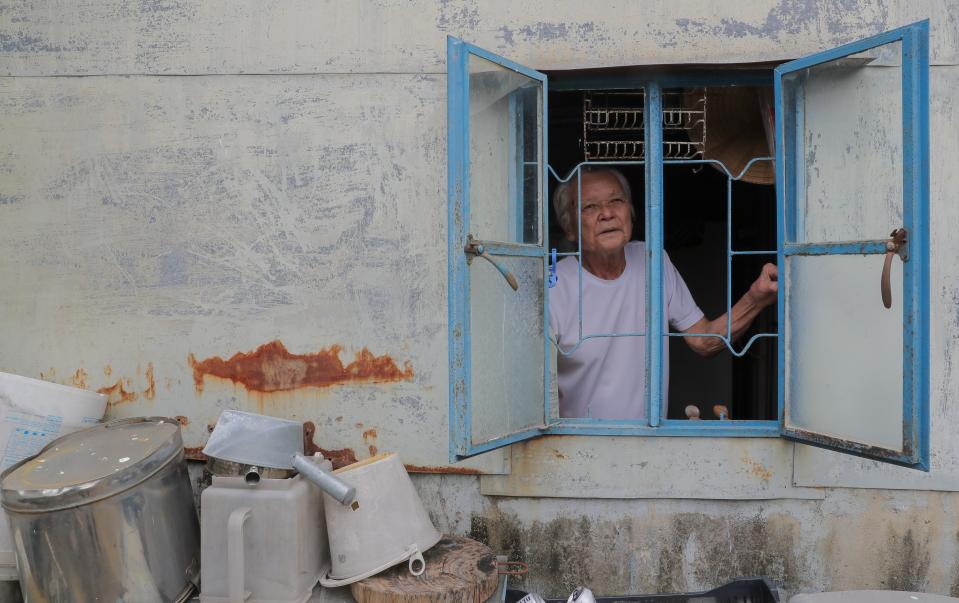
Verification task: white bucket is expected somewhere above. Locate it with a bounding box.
[0,372,106,579]
[319,452,441,587]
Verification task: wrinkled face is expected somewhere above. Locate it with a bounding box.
[565,171,633,256]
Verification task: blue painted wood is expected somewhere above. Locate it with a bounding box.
[645,83,664,428]
[447,36,469,461]
[901,21,931,471]
[448,37,550,461]
[542,65,552,428]
[459,41,548,84]
[784,241,889,256]
[508,92,520,242]
[775,24,917,74]
[775,22,930,470]
[545,420,780,438]
[775,52,788,434]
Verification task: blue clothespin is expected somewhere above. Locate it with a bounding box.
[548,248,559,288]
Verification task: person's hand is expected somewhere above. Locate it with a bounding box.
[748,263,778,307]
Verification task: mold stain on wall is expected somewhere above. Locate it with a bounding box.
[188,340,413,394]
[468,505,806,597]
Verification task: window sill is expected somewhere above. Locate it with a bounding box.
[479,435,825,500]
[546,419,780,438]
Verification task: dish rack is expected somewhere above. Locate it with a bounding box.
[583,89,706,161]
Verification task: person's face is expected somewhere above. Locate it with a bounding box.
[565,171,633,256]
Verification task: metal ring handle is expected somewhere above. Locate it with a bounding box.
[408,546,426,576]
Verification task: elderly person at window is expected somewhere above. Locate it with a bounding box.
[548,167,778,420]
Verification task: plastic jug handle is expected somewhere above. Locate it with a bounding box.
[227,507,252,603]
[408,545,426,576]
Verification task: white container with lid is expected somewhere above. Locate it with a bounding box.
[1,417,199,602]
[201,457,332,603]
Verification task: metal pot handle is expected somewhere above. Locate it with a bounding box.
[227,507,252,603]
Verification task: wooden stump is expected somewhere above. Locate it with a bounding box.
[350,536,499,603]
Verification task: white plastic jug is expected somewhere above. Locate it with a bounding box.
[0,372,106,580]
[200,456,331,603]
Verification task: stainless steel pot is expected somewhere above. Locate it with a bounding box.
[1,417,200,603]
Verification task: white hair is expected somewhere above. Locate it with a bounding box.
[551,167,634,237]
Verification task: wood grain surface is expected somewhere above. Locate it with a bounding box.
[350,537,499,603]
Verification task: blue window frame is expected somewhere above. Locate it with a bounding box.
[776,21,930,469]
[447,37,551,460]
[448,21,929,470]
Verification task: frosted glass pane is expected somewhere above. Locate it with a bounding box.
[783,41,903,243]
[785,254,903,451]
[470,255,545,445]
[469,54,542,244]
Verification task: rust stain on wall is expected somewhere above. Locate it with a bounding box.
[303,420,358,469]
[175,415,189,426]
[362,428,378,456]
[103,365,112,377]
[97,378,138,407]
[143,363,156,400]
[71,368,88,389]
[319,447,359,469]
[187,340,414,394]
[741,454,773,482]
[405,464,482,475]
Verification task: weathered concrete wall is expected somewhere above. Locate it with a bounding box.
[414,474,959,599]
[1,1,959,599]
[0,0,957,74]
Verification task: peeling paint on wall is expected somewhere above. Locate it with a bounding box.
[188,340,414,393]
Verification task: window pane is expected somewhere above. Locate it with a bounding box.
[783,41,903,243]
[784,254,903,452]
[470,255,545,445]
[469,54,542,245]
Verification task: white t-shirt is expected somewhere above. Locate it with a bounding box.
[548,241,704,420]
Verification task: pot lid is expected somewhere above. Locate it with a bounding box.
[1,417,182,512]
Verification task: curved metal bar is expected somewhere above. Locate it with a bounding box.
[554,331,777,358]
[551,332,648,357]
[662,158,734,179]
[549,157,774,183]
[661,157,775,182]
[549,160,646,185]
[663,331,778,357]
[734,156,774,180]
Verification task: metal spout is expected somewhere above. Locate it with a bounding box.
[291,454,356,506]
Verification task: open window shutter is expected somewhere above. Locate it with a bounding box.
[776,22,929,469]
[448,37,550,461]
